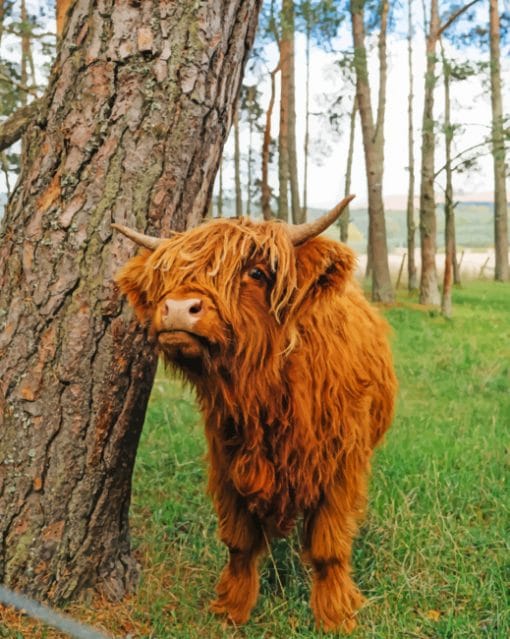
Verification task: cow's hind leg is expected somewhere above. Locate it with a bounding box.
[303,474,368,633]
[210,490,265,624]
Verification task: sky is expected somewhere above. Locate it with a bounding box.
[1,2,509,212]
[219,4,510,211]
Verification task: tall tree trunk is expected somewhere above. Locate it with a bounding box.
[418,0,480,303]
[418,0,440,305]
[441,41,455,318]
[20,0,29,108]
[56,0,72,37]
[278,6,290,222]
[247,114,253,216]
[489,0,509,281]
[262,64,279,220]
[341,96,357,243]
[234,107,243,217]
[303,24,311,220]
[0,0,261,604]
[0,0,5,46]
[407,0,418,291]
[351,0,394,303]
[283,0,302,224]
[218,157,223,218]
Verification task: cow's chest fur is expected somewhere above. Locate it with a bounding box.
[222,415,324,536]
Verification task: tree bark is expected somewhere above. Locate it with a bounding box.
[234,107,243,217]
[489,0,509,281]
[351,0,394,303]
[0,0,261,604]
[341,96,357,243]
[418,0,441,305]
[407,0,418,291]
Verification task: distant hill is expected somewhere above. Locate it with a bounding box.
[1,192,500,251]
[346,202,498,253]
[212,197,500,252]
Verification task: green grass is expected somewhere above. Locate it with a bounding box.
[130,281,510,638]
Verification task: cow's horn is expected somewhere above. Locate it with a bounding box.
[112,223,166,250]
[286,195,355,246]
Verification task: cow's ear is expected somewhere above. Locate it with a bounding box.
[295,237,356,295]
[115,250,155,323]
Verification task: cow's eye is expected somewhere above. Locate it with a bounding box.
[249,267,265,281]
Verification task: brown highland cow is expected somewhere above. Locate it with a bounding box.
[113,197,396,633]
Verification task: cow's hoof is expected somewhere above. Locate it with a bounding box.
[210,598,249,625]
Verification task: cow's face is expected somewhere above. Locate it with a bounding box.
[114,200,355,378]
[115,219,296,375]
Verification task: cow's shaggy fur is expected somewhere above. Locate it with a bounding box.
[116,217,397,632]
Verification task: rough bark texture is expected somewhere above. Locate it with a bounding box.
[418,0,440,305]
[351,0,394,303]
[489,0,509,281]
[0,0,261,604]
[406,0,417,291]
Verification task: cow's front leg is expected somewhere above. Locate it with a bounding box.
[210,485,266,625]
[303,474,368,633]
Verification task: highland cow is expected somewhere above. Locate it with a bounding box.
[113,196,396,633]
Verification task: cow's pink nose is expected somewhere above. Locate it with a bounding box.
[161,298,203,330]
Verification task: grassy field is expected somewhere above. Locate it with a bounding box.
[1,281,508,638]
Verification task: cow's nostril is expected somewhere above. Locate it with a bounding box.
[189,302,202,315]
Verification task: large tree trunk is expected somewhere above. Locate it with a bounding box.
[418,0,441,305]
[351,0,394,303]
[489,0,509,281]
[0,0,261,604]
[407,0,418,291]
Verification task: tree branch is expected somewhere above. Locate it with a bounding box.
[0,98,43,151]
[438,0,481,36]
[0,71,41,98]
[434,139,491,178]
